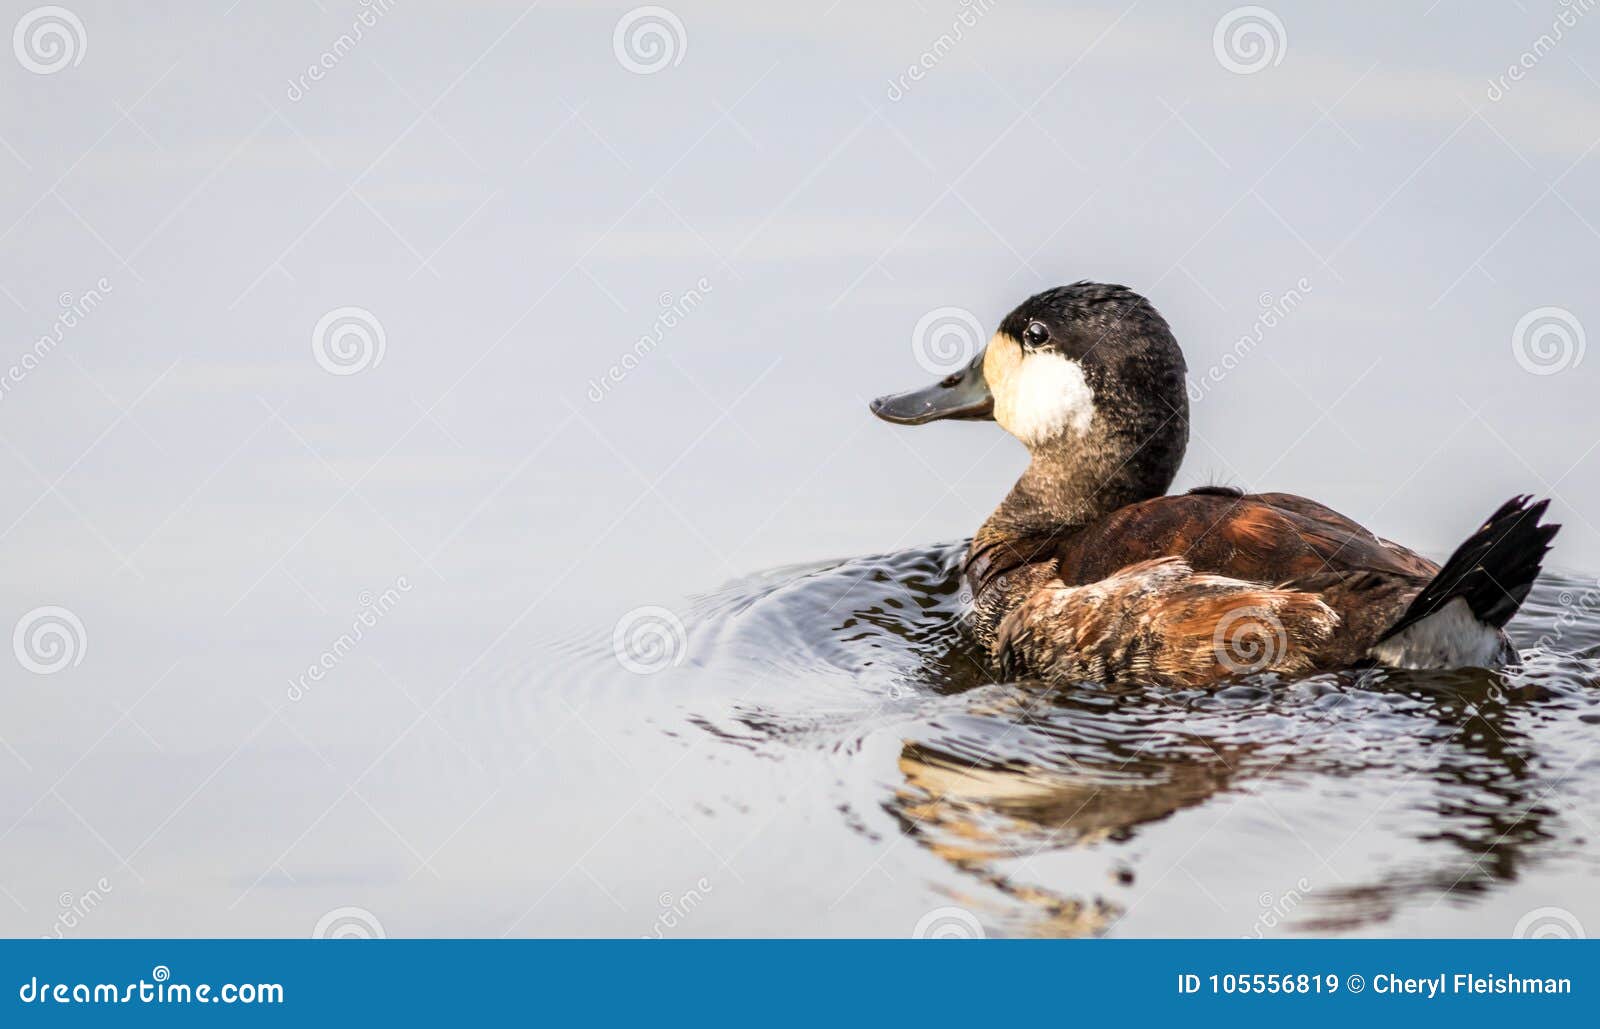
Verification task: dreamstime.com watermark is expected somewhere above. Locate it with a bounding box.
[286,577,413,701]
[911,306,985,375]
[311,306,386,375]
[642,878,712,938]
[1244,878,1313,937]
[1212,6,1286,75]
[586,278,711,402]
[1187,278,1312,402]
[1486,0,1596,101]
[1513,906,1585,939]
[612,605,687,675]
[885,0,999,101]
[312,906,386,939]
[17,968,283,1006]
[285,0,399,102]
[13,606,87,675]
[1,279,113,404]
[1211,604,1289,676]
[913,905,986,939]
[1511,306,1584,375]
[12,5,86,74]
[613,6,686,75]
[41,877,112,939]
[1530,579,1600,653]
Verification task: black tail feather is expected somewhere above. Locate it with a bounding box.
[1379,495,1559,640]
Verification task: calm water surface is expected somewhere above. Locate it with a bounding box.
[7,541,1599,939]
[586,545,1600,937]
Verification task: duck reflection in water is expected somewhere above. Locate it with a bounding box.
[883,651,1567,936]
[684,540,1591,937]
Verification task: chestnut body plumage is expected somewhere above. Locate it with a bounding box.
[871,283,1559,688]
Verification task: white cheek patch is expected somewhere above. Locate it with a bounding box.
[1001,352,1095,446]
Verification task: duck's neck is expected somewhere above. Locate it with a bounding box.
[973,421,1186,557]
[974,460,1134,552]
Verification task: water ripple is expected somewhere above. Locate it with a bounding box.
[656,544,1600,936]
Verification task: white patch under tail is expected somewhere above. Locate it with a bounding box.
[1368,597,1510,670]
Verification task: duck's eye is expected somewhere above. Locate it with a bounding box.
[1022,321,1050,349]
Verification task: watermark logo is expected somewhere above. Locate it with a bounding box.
[911,306,984,375]
[312,906,385,939]
[1,278,113,404]
[1513,906,1584,939]
[18,966,283,1005]
[613,6,686,75]
[1487,0,1596,101]
[285,0,399,102]
[1244,878,1312,937]
[13,606,87,675]
[287,577,412,701]
[13,6,85,74]
[1531,580,1600,654]
[311,306,386,376]
[42,878,113,939]
[1187,278,1311,402]
[1512,306,1584,376]
[913,905,985,938]
[642,878,713,938]
[1212,6,1286,75]
[612,606,687,675]
[586,277,711,402]
[885,0,999,101]
[1211,604,1286,675]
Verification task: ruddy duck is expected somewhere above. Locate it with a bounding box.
[871,282,1558,687]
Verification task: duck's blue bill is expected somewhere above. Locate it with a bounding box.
[869,351,994,424]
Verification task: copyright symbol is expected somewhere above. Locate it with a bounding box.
[1346,974,1365,993]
